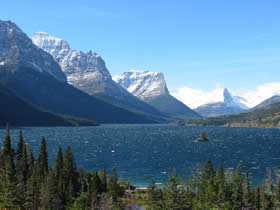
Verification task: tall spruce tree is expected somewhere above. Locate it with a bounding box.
[107,168,119,202]
[0,125,18,209]
[232,164,243,209]
[199,159,215,201]
[243,171,251,209]
[63,146,77,206]
[147,180,164,209]
[215,163,226,207]
[54,146,64,202]
[40,170,63,210]
[37,136,48,179]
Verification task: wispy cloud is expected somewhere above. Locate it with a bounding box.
[171,82,280,109]
[171,86,225,109]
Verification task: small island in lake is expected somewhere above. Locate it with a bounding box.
[196,132,210,142]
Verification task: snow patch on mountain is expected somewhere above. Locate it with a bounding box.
[31,32,115,94]
[171,86,249,109]
[0,21,66,82]
[113,70,169,99]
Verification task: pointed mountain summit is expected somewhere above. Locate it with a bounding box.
[0,21,66,82]
[0,20,160,124]
[113,70,201,120]
[223,88,233,104]
[195,88,247,117]
[31,32,166,120]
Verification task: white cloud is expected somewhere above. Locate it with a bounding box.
[239,82,280,108]
[171,82,280,109]
[171,86,225,109]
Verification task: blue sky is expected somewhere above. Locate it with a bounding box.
[1,0,280,93]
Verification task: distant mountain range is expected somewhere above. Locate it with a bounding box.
[194,88,247,117]
[251,95,280,110]
[1,19,280,126]
[31,32,169,122]
[113,70,201,120]
[0,20,163,125]
[183,101,280,128]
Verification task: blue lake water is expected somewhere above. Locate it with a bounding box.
[1,124,280,188]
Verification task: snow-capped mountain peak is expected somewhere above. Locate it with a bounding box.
[31,32,112,93]
[223,88,233,104]
[113,70,169,99]
[0,21,66,82]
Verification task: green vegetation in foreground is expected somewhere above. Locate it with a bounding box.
[0,127,124,209]
[136,161,280,210]
[182,102,280,128]
[1,127,280,209]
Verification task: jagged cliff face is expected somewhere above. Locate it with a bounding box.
[114,70,201,120]
[31,32,112,94]
[113,70,169,100]
[31,33,168,118]
[0,21,66,83]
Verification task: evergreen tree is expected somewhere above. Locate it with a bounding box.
[252,187,261,210]
[164,169,189,209]
[16,144,29,209]
[243,171,251,209]
[0,127,18,209]
[37,136,48,179]
[24,168,41,210]
[107,168,124,209]
[0,156,18,208]
[232,164,243,209]
[147,180,164,209]
[71,192,90,210]
[101,167,107,192]
[107,168,119,202]
[16,129,24,163]
[89,172,102,209]
[54,145,64,201]
[27,149,35,178]
[63,146,77,206]
[198,159,215,201]
[40,170,63,210]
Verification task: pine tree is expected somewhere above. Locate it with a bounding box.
[24,165,41,210]
[16,144,29,209]
[107,168,119,202]
[147,180,164,209]
[243,171,251,209]
[199,159,215,201]
[37,136,48,179]
[16,129,24,163]
[232,164,243,209]
[40,170,63,210]
[215,163,226,207]
[101,167,107,192]
[89,172,102,209]
[54,146,64,202]
[0,155,18,208]
[27,149,35,178]
[164,169,188,209]
[0,126,18,209]
[63,146,77,206]
[252,187,261,210]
